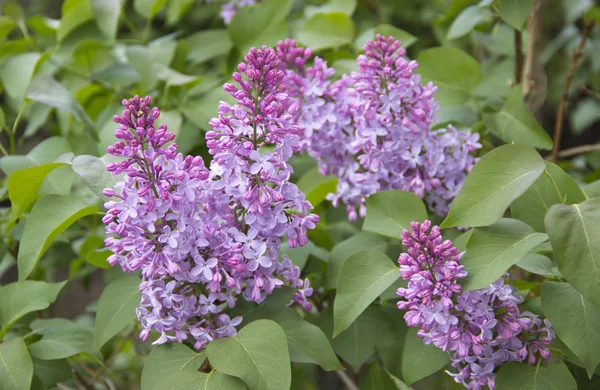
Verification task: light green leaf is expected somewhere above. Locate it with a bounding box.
[297,166,337,207]
[498,0,535,30]
[26,74,93,127]
[517,253,557,278]
[228,0,293,52]
[416,47,481,104]
[185,29,233,64]
[91,0,122,40]
[0,281,66,332]
[28,319,94,360]
[0,337,33,390]
[297,12,354,51]
[570,98,600,135]
[441,144,545,228]
[72,154,124,201]
[159,110,183,140]
[545,197,600,308]
[461,218,548,290]
[153,64,201,87]
[333,251,399,336]
[495,362,576,390]
[325,231,388,290]
[207,319,291,390]
[363,190,427,239]
[0,136,71,176]
[0,16,17,41]
[126,36,177,90]
[87,249,111,269]
[483,85,553,150]
[541,282,600,377]
[8,163,66,222]
[0,52,40,108]
[94,275,141,349]
[511,162,587,232]
[402,328,449,385]
[447,6,491,40]
[18,195,98,280]
[305,0,357,17]
[134,0,168,19]
[355,24,417,49]
[57,0,94,41]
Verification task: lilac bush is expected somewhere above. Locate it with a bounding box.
[277,36,482,220]
[397,221,555,389]
[102,45,318,350]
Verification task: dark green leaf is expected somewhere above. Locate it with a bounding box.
[498,0,535,30]
[416,47,481,104]
[325,231,388,290]
[141,343,206,390]
[545,197,600,308]
[334,251,399,336]
[0,16,17,41]
[495,362,576,390]
[134,0,168,19]
[363,190,428,239]
[29,318,94,360]
[447,6,491,40]
[483,85,553,150]
[517,253,557,278]
[297,166,337,207]
[461,218,548,291]
[94,276,141,349]
[57,0,94,41]
[0,52,40,109]
[360,363,404,390]
[541,281,600,377]
[441,144,545,228]
[0,337,33,390]
[511,162,587,232]
[297,12,354,51]
[33,358,73,387]
[0,136,71,176]
[280,241,315,271]
[402,328,449,385]
[207,319,291,390]
[18,195,99,281]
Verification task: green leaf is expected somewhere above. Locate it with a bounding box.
[126,36,177,90]
[0,16,17,41]
[363,190,428,239]
[26,74,93,127]
[18,195,98,281]
[355,24,417,49]
[94,275,141,349]
[57,0,94,41]
[91,0,122,40]
[570,98,600,135]
[498,0,535,30]
[541,282,600,377]
[280,241,315,271]
[461,218,549,291]
[297,166,337,207]
[0,337,33,390]
[495,362,576,390]
[207,319,291,390]
[441,144,545,228]
[375,306,409,380]
[333,251,399,336]
[87,249,111,269]
[305,0,357,17]
[297,12,354,51]
[0,281,66,332]
[447,6,491,40]
[360,363,405,390]
[0,52,40,109]
[228,0,293,52]
[153,64,201,87]
[545,197,600,308]
[483,85,553,150]
[325,231,388,290]
[2,136,72,176]
[72,154,124,201]
[8,163,65,222]
[511,162,587,232]
[185,29,233,64]
[33,358,73,387]
[517,253,557,278]
[402,328,449,385]
[416,47,481,104]
[28,319,94,360]
[134,0,168,19]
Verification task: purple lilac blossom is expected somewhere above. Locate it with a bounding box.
[396,221,555,390]
[276,36,482,220]
[103,47,318,350]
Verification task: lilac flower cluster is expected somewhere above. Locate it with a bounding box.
[205,0,262,24]
[396,221,554,390]
[103,47,318,350]
[277,36,482,220]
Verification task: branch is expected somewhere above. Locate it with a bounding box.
[523,0,542,101]
[551,21,595,162]
[580,85,600,103]
[336,370,359,390]
[514,30,523,84]
[556,144,600,159]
